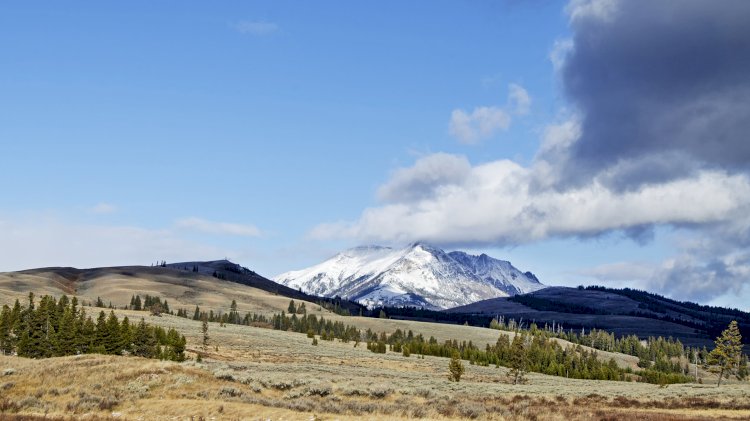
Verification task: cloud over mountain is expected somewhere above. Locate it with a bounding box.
[312,0,750,303]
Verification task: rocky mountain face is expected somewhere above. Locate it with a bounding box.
[273,243,545,309]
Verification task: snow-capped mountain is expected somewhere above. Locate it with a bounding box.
[273,243,545,309]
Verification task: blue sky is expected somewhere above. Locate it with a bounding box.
[2,1,750,311]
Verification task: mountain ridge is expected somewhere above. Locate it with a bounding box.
[274,243,545,309]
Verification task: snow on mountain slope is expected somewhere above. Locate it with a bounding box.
[274,243,545,309]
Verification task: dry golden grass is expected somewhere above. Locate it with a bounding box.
[1,269,747,419]
[0,267,725,381]
[0,268,328,318]
[1,313,749,420]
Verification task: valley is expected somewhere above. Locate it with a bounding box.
[1,311,749,420]
[0,262,748,420]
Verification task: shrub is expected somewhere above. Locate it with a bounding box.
[368,385,393,399]
[448,352,465,382]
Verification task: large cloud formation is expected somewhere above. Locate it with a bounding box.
[561,0,750,190]
[312,0,750,303]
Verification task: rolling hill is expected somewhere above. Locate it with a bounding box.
[0,260,364,316]
[446,286,750,349]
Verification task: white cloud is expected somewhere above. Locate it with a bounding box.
[508,83,531,115]
[377,153,471,203]
[576,261,658,284]
[310,155,750,247]
[0,216,230,272]
[449,107,510,144]
[233,21,279,36]
[565,0,619,23]
[449,84,532,144]
[175,217,261,237]
[549,38,574,72]
[90,203,117,214]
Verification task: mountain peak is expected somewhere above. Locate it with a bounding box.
[274,243,545,309]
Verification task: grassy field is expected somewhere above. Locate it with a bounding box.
[1,268,749,420]
[1,312,749,420]
[0,269,640,368]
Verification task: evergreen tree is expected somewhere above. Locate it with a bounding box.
[105,311,122,354]
[508,333,529,385]
[708,320,744,386]
[120,316,133,353]
[167,329,186,361]
[56,307,77,356]
[0,305,12,355]
[448,351,465,382]
[201,315,209,352]
[288,300,297,314]
[738,354,749,381]
[94,311,108,352]
[77,311,95,354]
[132,318,157,358]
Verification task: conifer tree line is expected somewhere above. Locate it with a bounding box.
[0,293,185,361]
[128,294,172,315]
[488,316,726,377]
[171,299,699,384]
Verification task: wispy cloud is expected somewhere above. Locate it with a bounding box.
[90,203,117,214]
[233,21,279,36]
[448,84,531,144]
[449,107,511,144]
[507,83,531,115]
[176,217,261,237]
[0,215,232,272]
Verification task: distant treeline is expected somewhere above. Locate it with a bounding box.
[0,294,185,361]
[488,317,716,378]
[325,304,734,371]
[366,306,498,326]
[169,299,693,385]
[583,286,750,342]
[508,295,609,315]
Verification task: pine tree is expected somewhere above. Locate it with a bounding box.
[0,305,12,355]
[201,315,209,353]
[132,318,157,358]
[120,316,132,353]
[448,351,465,382]
[738,354,749,381]
[56,307,77,356]
[105,311,122,354]
[708,320,743,386]
[508,333,529,385]
[77,311,95,354]
[167,329,186,361]
[288,300,297,314]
